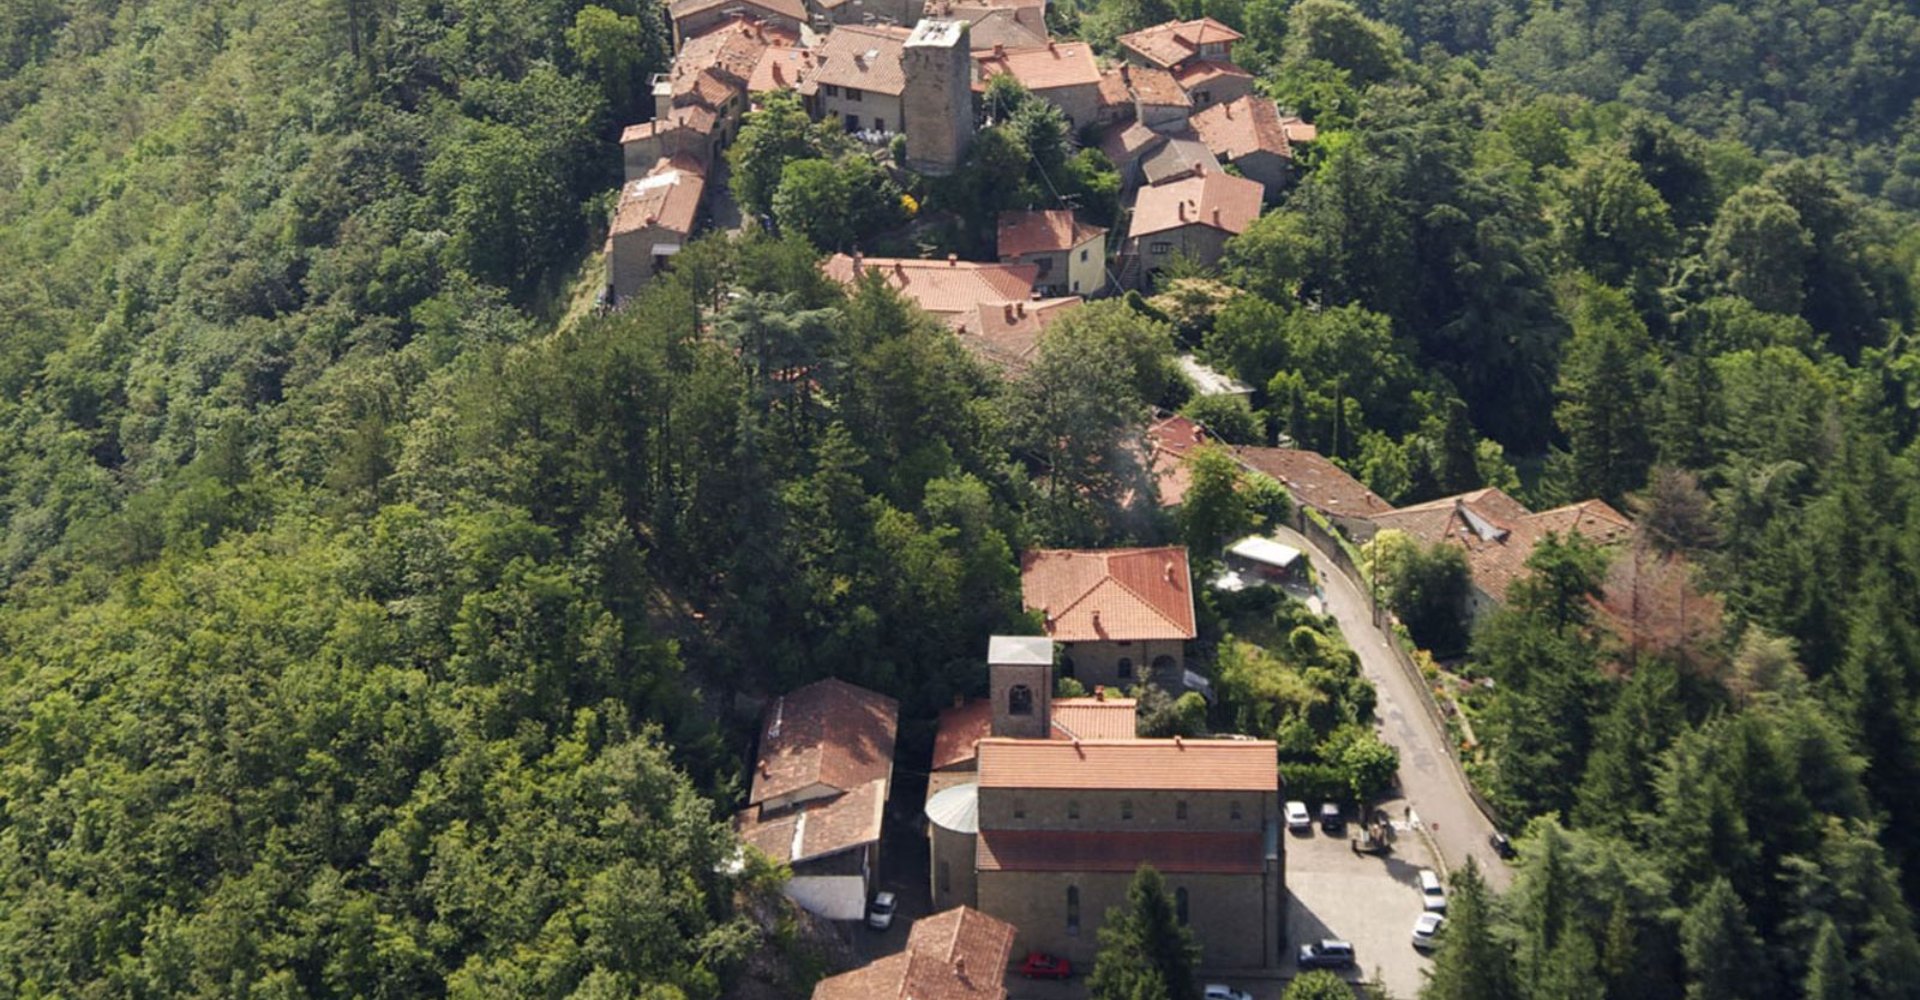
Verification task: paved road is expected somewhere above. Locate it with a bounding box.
[1270,526,1514,893]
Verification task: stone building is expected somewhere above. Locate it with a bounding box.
[996,209,1107,297]
[1188,96,1315,192]
[801,24,912,136]
[812,906,1015,1000]
[972,40,1104,129]
[903,19,977,173]
[607,156,709,304]
[928,637,1286,973]
[1120,169,1263,287]
[1019,546,1198,691]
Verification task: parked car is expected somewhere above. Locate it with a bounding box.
[1419,869,1448,912]
[1489,831,1517,859]
[1018,951,1071,979]
[1297,939,1356,969]
[1319,802,1345,833]
[1204,985,1255,1000]
[866,891,897,930]
[1286,800,1312,831]
[1412,912,1446,950]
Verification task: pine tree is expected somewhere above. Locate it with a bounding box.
[1680,879,1768,1000]
[1553,279,1659,505]
[1423,860,1518,1000]
[1089,866,1201,1000]
[1804,918,1853,1000]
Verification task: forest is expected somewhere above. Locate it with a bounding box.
[0,0,1917,996]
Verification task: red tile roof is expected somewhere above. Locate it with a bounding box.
[1097,67,1134,110]
[1189,96,1297,163]
[1116,18,1244,69]
[1528,499,1635,543]
[1021,546,1198,642]
[1127,171,1264,238]
[734,776,887,863]
[804,25,912,96]
[950,296,1083,373]
[1232,447,1392,519]
[973,41,1102,92]
[749,43,815,93]
[1172,59,1252,90]
[1050,697,1138,739]
[978,829,1267,873]
[976,737,1278,791]
[1369,490,1635,603]
[812,909,1014,1000]
[670,0,806,26]
[934,699,995,770]
[997,209,1107,258]
[748,677,899,806]
[619,105,720,146]
[823,254,1040,316]
[1147,413,1208,507]
[1124,64,1191,109]
[953,6,1049,49]
[611,156,708,237]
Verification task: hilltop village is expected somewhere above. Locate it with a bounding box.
[606,0,1316,355]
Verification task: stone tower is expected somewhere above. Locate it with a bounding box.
[902,18,976,176]
[988,635,1053,740]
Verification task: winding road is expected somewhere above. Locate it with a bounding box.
[1269,525,1515,892]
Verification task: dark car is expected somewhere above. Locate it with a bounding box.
[1489,831,1517,860]
[1297,939,1356,970]
[1019,951,1072,980]
[1319,802,1345,833]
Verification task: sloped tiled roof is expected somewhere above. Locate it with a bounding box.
[978,829,1267,873]
[674,18,776,90]
[1146,413,1208,507]
[734,776,887,864]
[955,6,1048,50]
[1232,446,1392,519]
[977,737,1278,791]
[1190,96,1297,163]
[823,254,1040,316]
[973,41,1102,92]
[1097,67,1134,110]
[1123,64,1190,109]
[619,105,720,146]
[611,156,708,237]
[670,0,806,26]
[1139,133,1220,185]
[950,296,1083,373]
[1172,58,1252,91]
[812,909,1015,1000]
[934,699,995,770]
[997,209,1107,258]
[1099,121,1168,169]
[1050,697,1138,739]
[1127,170,1263,238]
[1021,546,1198,642]
[1528,499,1635,543]
[1369,489,1635,603]
[748,677,899,805]
[1116,17,1244,69]
[805,25,912,96]
[749,43,815,93]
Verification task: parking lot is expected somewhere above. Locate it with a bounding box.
[1283,814,1438,999]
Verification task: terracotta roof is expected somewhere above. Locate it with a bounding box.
[997,209,1107,258]
[670,0,806,25]
[978,829,1267,873]
[955,7,1048,50]
[1369,489,1635,603]
[1100,121,1168,169]
[1021,546,1198,642]
[908,907,1018,984]
[1232,447,1392,519]
[973,41,1101,92]
[735,776,887,863]
[823,254,1040,316]
[950,296,1083,373]
[1125,64,1191,109]
[813,919,1011,1000]
[1147,413,1208,507]
[749,43,815,93]
[620,105,720,147]
[674,18,775,88]
[805,25,911,96]
[1116,18,1244,69]
[1050,697,1138,739]
[1127,171,1263,238]
[748,677,899,806]
[1190,96,1296,163]
[978,736,1277,791]
[934,699,995,770]
[1097,67,1133,109]
[1283,119,1318,143]
[1139,132,1220,185]
[611,156,708,237]
[1173,58,1252,90]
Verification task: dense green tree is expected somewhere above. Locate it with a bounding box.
[1286,970,1355,1000]
[1281,0,1408,87]
[1706,185,1813,315]
[1554,151,1679,288]
[729,91,840,221]
[1554,279,1660,504]
[1089,866,1201,1000]
[1180,444,1255,564]
[1424,861,1519,1000]
[1681,879,1770,1000]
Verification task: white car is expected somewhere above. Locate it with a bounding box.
[1205,986,1255,1000]
[1412,912,1446,950]
[866,891,897,930]
[1419,869,1448,912]
[1285,800,1312,831]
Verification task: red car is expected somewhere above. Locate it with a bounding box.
[1019,951,1072,980]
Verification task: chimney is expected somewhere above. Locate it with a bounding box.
[948,252,958,266]
[1016,301,1026,318]
[1091,609,1102,631]
[852,251,863,274]
[955,956,969,982]
[1165,559,1176,583]
[1212,206,1221,226]
[1174,734,1184,747]
[994,42,1005,58]
[1003,302,1015,323]
[1177,200,1186,221]
[1094,685,1106,700]
[1047,40,1057,53]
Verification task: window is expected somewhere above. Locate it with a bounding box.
[1121,799,1133,820]
[845,114,860,131]
[1176,887,1189,925]
[1009,684,1033,716]
[939,860,951,894]
[1176,800,1188,821]
[1080,248,1090,262]
[1151,241,1172,255]
[1230,800,1242,821]
[1013,799,1026,819]
[1117,640,1134,647]
[1195,90,1211,104]
[1153,654,1178,674]
[873,117,885,131]
[1068,800,1080,820]
[1060,657,1075,679]
[1035,257,1052,275]
[1118,657,1134,680]
[1067,887,1081,933]
[823,84,839,97]
[846,87,863,102]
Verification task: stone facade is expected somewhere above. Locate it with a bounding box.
[816,85,904,135]
[1057,637,1185,691]
[977,787,1269,834]
[930,818,978,909]
[977,865,1283,970]
[1125,221,1231,288]
[902,19,976,174]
